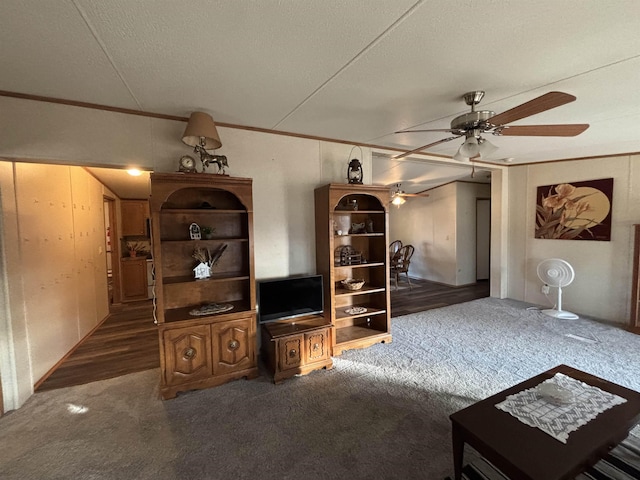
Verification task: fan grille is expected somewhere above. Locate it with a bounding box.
[537,259,575,287]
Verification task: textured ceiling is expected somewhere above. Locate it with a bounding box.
[2,0,639,195]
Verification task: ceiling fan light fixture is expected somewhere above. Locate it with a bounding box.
[478,137,498,158]
[394,90,587,163]
[459,136,480,157]
[453,148,469,162]
[391,195,406,206]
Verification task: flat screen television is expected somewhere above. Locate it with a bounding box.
[257,274,323,323]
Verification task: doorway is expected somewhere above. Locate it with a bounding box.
[476,198,491,281]
[103,196,121,306]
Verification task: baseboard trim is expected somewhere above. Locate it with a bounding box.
[33,312,111,390]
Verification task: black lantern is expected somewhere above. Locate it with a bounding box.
[347,158,363,184]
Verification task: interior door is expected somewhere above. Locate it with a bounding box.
[476,198,490,281]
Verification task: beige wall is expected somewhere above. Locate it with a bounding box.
[389,181,490,286]
[506,155,640,324]
[456,182,492,285]
[389,183,456,284]
[0,162,32,408]
[1,162,111,396]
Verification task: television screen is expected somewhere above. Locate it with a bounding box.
[257,275,323,323]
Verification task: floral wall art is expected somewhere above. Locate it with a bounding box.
[535,178,613,241]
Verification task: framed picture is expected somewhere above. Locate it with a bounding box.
[535,178,613,241]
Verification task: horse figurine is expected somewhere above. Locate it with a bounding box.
[194,146,229,174]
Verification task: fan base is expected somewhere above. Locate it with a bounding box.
[542,308,579,320]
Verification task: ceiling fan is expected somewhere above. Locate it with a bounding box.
[394,91,589,161]
[390,183,429,206]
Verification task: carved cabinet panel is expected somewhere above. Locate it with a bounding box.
[305,330,329,364]
[278,335,303,372]
[163,325,212,386]
[211,317,254,375]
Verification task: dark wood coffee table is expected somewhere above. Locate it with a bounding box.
[450,364,640,480]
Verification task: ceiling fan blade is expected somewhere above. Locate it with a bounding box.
[488,92,577,127]
[496,124,589,137]
[400,192,429,197]
[395,128,457,134]
[392,135,461,160]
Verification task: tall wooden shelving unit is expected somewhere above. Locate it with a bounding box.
[150,173,258,399]
[315,183,392,355]
[630,224,640,334]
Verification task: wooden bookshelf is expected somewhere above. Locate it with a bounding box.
[150,173,258,399]
[314,184,392,356]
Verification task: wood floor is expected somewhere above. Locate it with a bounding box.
[390,278,490,317]
[36,300,159,392]
[35,278,489,391]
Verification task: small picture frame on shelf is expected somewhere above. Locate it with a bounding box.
[189,223,201,240]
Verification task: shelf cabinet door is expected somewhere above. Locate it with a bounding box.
[121,200,148,236]
[277,335,303,372]
[304,329,330,364]
[163,325,213,386]
[121,258,148,301]
[212,317,255,375]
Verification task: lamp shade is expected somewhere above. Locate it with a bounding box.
[478,138,498,158]
[459,136,480,158]
[182,112,222,150]
[453,148,470,162]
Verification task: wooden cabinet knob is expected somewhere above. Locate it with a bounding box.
[183,347,196,360]
[313,343,320,351]
[228,340,240,350]
[289,349,297,358]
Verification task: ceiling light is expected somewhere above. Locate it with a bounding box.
[459,136,480,157]
[127,168,142,176]
[453,133,498,162]
[453,149,469,162]
[391,195,406,206]
[478,138,498,158]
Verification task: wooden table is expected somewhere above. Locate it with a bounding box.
[449,365,640,480]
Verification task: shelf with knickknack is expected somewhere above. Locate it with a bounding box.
[315,184,392,356]
[150,172,258,399]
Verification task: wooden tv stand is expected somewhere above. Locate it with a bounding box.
[261,315,333,383]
